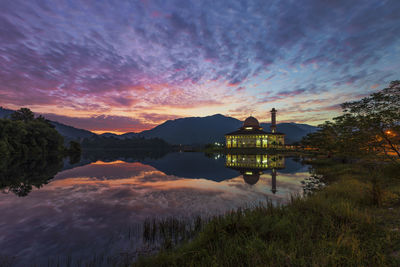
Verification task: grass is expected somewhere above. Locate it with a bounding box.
[134,158,400,267]
[142,216,205,249]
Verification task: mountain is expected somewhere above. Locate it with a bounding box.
[120,132,138,139]
[1,107,317,145]
[139,114,242,145]
[100,132,138,139]
[0,107,96,142]
[259,122,317,144]
[138,114,317,144]
[0,107,14,118]
[50,121,96,142]
[100,132,121,138]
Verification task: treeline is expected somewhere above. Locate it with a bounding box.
[81,135,171,150]
[0,108,64,163]
[0,108,81,163]
[301,80,400,162]
[0,108,81,196]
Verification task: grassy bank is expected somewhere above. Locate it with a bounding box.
[134,159,400,266]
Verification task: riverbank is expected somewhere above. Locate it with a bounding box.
[134,158,400,266]
[202,145,316,155]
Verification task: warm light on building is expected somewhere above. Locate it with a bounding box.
[225,108,285,149]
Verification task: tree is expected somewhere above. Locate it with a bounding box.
[1,108,65,162]
[10,108,35,122]
[68,141,82,155]
[67,141,82,164]
[301,80,400,162]
[341,80,400,160]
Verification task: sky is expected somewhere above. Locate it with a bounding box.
[0,0,399,134]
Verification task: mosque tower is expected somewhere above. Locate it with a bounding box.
[270,108,277,133]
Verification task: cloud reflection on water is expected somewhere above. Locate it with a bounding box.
[0,159,308,266]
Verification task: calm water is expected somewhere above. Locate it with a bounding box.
[0,152,310,266]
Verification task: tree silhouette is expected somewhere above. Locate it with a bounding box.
[302,80,400,162]
[10,108,35,122]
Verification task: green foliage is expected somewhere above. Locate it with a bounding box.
[0,108,66,196]
[302,80,400,161]
[0,112,64,162]
[134,161,400,267]
[68,141,82,154]
[0,156,63,197]
[10,107,35,122]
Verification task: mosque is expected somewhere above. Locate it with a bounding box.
[225,154,285,192]
[225,108,285,149]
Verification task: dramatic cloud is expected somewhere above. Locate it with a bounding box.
[0,0,399,132]
[42,113,153,132]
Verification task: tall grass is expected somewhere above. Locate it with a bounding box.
[142,216,206,249]
[134,160,400,267]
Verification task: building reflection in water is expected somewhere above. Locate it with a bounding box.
[225,154,285,193]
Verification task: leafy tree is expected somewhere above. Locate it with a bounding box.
[341,80,400,160]
[68,140,82,154]
[0,108,91,196]
[302,80,400,162]
[67,141,82,164]
[10,108,35,122]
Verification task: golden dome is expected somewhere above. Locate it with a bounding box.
[243,116,259,127]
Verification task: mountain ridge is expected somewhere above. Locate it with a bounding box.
[1,108,317,144]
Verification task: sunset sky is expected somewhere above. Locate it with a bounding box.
[1,0,399,134]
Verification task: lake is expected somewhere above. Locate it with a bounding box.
[0,152,310,266]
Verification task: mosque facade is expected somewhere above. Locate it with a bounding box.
[225,108,285,149]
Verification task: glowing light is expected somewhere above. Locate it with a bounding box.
[385,130,397,136]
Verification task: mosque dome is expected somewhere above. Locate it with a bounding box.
[242,171,260,185]
[243,116,259,127]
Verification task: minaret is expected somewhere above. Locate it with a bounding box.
[271,168,277,194]
[270,108,277,133]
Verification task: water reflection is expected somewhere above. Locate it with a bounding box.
[0,152,309,266]
[226,154,285,170]
[226,154,285,194]
[0,156,63,197]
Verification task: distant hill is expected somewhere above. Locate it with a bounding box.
[0,107,14,118]
[137,114,317,144]
[139,114,242,145]
[0,107,96,143]
[50,121,96,143]
[100,132,138,139]
[100,132,121,138]
[259,122,317,144]
[1,107,317,145]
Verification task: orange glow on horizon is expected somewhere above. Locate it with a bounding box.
[91,130,134,135]
[90,160,134,165]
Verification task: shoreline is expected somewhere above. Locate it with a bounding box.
[134,157,400,266]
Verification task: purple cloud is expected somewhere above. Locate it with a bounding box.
[0,0,399,129]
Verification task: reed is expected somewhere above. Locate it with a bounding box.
[134,160,400,267]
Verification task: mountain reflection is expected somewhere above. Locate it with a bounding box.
[0,152,309,266]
